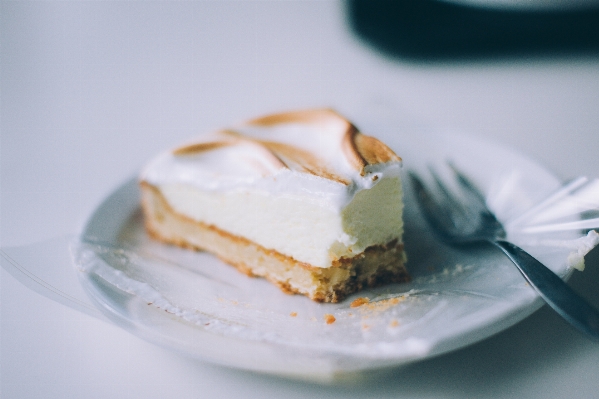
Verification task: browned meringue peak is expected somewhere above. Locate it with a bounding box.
[173,133,288,174]
[172,140,232,156]
[246,108,351,128]
[172,109,400,182]
[259,140,350,185]
[250,109,401,175]
[352,130,402,168]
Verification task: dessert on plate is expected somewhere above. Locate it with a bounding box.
[140,109,409,302]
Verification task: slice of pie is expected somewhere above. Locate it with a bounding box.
[140,109,409,302]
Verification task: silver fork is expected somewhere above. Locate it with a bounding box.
[409,165,599,341]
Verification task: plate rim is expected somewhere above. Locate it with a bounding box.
[76,128,569,380]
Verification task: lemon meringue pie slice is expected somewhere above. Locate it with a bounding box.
[140,109,409,302]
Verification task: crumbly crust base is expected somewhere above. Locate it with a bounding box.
[140,181,410,303]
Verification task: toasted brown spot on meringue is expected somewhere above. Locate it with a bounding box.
[247,108,345,127]
[174,134,288,174]
[173,141,231,156]
[342,127,401,176]
[341,124,366,172]
[172,129,248,155]
[260,141,350,185]
[174,108,400,181]
[354,133,401,165]
[251,108,402,175]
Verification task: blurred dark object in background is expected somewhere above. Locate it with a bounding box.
[347,0,599,61]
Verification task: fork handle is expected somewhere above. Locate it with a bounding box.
[493,240,599,341]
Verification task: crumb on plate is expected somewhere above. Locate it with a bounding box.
[350,297,370,308]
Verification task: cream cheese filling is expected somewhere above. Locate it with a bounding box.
[158,176,403,268]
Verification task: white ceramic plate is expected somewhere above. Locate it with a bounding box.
[73,119,590,382]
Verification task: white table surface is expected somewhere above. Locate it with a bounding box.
[2,1,599,398]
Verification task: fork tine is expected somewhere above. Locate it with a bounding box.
[408,171,437,212]
[410,168,503,243]
[408,171,448,225]
[448,161,487,207]
[429,167,468,216]
[447,162,506,237]
[413,168,599,340]
[408,171,451,231]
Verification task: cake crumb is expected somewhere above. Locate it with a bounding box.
[389,319,399,328]
[363,297,404,312]
[290,312,297,317]
[324,314,336,324]
[350,297,370,308]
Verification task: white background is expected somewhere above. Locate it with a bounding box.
[2,1,599,398]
